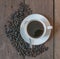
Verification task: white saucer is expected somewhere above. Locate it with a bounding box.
[20,14,52,45]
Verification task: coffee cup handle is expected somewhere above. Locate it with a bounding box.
[47,26,53,30]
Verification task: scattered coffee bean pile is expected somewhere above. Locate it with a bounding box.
[5,2,48,57]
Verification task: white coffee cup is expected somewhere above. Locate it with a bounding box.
[20,14,53,46]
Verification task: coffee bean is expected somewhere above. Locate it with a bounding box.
[4,2,48,57]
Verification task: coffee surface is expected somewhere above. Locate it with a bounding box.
[27,21,44,38]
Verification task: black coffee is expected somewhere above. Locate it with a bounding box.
[27,21,44,38]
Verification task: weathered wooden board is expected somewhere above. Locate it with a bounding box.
[0,0,24,59]
[55,0,60,59]
[25,0,54,59]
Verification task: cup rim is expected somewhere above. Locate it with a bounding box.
[25,18,46,40]
[26,20,44,38]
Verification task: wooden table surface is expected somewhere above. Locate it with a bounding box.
[0,0,59,59]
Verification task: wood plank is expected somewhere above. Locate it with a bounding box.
[55,0,60,59]
[0,0,24,59]
[25,0,54,59]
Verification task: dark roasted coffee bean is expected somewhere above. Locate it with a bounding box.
[4,2,48,57]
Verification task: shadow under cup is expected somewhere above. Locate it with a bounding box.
[27,21,44,38]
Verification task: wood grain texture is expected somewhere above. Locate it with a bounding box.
[0,0,24,59]
[25,0,54,59]
[55,0,60,59]
[0,0,54,59]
